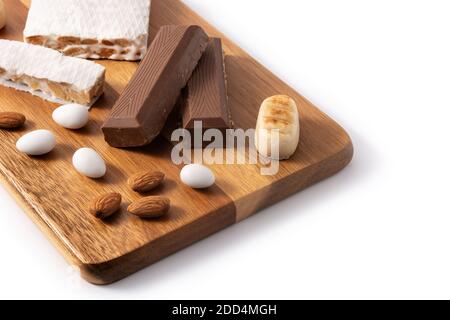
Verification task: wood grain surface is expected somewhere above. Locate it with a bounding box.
[0,0,353,284]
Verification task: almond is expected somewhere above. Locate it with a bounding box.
[101,39,114,46]
[0,112,26,129]
[26,36,46,46]
[58,36,81,45]
[128,196,170,219]
[98,48,115,58]
[113,39,132,47]
[128,171,165,193]
[81,38,98,45]
[89,193,122,219]
[64,47,87,57]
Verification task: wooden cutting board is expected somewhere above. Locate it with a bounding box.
[0,0,353,284]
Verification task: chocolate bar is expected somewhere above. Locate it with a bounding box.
[181,38,232,133]
[102,25,209,147]
[161,95,183,142]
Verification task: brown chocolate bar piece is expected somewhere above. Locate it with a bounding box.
[181,38,232,133]
[161,94,183,141]
[102,25,209,147]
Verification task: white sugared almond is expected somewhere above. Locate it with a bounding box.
[180,164,215,189]
[52,103,89,129]
[16,130,56,156]
[72,148,106,179]
[255,95,300,160]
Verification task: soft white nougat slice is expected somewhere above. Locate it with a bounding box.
[0,40,105,106]
[23,0,151,61]
[255,95,300,160]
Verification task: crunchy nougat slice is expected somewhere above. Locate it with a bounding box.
[0,40,105,107]
[24,0,151,61]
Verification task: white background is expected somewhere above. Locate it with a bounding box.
[1,0,449,299]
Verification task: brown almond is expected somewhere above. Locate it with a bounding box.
[89,193,122,219]
[113,38,132,47]
[81,38,98,45]
[128,196,170,219]
[128,171,165,193]
[0,112,26,129]
[98,48,116,58]
[58,36,81,45]
[64,47,87,57]
[26,36,46,46]
[101,39,114,46]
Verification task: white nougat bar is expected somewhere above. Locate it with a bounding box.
[0,40,105,106]
[23,0,151,61]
